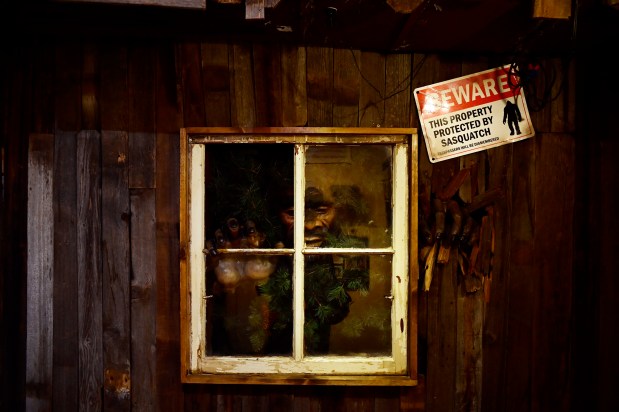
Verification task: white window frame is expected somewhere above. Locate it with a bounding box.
[180,127,418,386]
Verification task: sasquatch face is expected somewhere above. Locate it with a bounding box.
[279,186,336,248]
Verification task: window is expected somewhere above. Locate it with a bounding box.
[180,127,418,385]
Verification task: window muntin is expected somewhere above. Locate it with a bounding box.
[180,128,417,385]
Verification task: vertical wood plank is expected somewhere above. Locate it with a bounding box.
[358,51,385,127]
[252,43,283,126]
[128,44,156,189]
[202,42,232,127]
[101,130,131,410]
[269,387,293,412]
[281,45,307,127]
[292,387,321,412]
[26,133,54,411]
[99,44,129,131]
[128,44,156,134]
[31,42,55,134]
[505,137,536,412]
[410,53,436,410]
[481,143,512,412]
[53,130,79,412]
[55,42,82,131]
[306,47,333,127]
[77,130,103,411]
[82,44,100,131]
[550,57,576,134]
[374,387,400,412]
[53,43,82,412]
[333,49,360,127]
[385,53,411,128]
[130,188,157,411]
[155,42,183,412]
[230,43,256,127]
[532,133,574,411]
[177,42,206,127]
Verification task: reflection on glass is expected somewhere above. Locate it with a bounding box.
[202,143,395,357]
[203,144,294,356]
[304,254,392,356]
[208,253,293,356]
[305,145,393,248]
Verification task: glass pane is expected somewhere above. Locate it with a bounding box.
[304,145,393,248]
[203,143,294,250]
[207,253,292,356]
[304,254,392,356]
[203,144,294,356]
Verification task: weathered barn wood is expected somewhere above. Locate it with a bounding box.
[26,133,54,411]
[1,8,617,408]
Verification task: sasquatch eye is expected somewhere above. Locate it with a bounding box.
[315,206,330,215]
[227,218,239,229]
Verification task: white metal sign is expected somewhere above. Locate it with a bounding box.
[414,65,535,163]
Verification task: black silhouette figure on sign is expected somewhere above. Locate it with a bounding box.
[503,100,523,135]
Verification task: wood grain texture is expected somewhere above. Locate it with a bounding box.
[177,42,206,127]
[130,189,157,411]
[532,132,574,410]
[505,137,536,412]
[385,53,412,128]
[155,42,183,412]
[281,45,307,127]
[202,42,232,127]
[77,130,103,411]
[5,37,588,412]
[252,43,283,126]
[82,44,100,131]
[358,51,385,127]
[31,43,55,134]
[230,43,256,127]
[101,130,131,410]
[333,49,361,127]
[306,47,333,126]
[100,45,129,131]
[26,133,54,411]
[481,143,512,412]
[52,131,79,412]
[128,45,157,189]
[549,58,576,134]
[55,43,82,131]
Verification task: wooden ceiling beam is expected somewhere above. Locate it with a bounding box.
[54,0,207,8]
[533,0,571,18]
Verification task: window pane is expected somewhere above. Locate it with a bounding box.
[304,254,392,356]
[304,145,393,248]
[203,144,294,356]
[204,143,294,250]
[207,252,292,356]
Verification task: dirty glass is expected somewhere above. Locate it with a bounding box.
[203,143,394,357]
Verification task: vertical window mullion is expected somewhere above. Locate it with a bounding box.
[189,143,206,370]
[293,144,306,361]
[391,143,409,372]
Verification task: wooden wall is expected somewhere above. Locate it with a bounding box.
[1,37,583,411]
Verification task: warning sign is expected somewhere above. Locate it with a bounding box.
[414,65,535,163]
